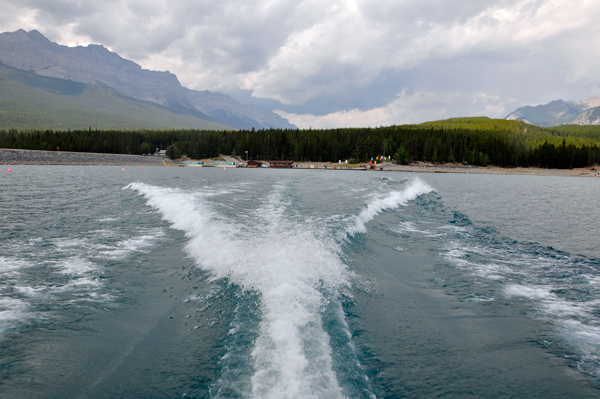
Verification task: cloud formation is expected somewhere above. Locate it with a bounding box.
[277,90,518,128]
[2,0,600,127]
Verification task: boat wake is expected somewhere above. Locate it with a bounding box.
[128,178,432,398]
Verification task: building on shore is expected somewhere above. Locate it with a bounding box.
[180,161,204,167]
[247,160,263,168]
[269,160,294,168]
[213,161,237,168]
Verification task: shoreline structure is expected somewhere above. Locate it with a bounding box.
[2,148,598,177]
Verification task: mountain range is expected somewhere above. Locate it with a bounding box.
[505,95,600,127]
[0,29,295,130]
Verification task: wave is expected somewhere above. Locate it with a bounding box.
[441,217,600,380]
[374,190,600,382]
[0,223,163,339]
[348,178,433,235]
[127,177,435,397]
[128,182,352,398]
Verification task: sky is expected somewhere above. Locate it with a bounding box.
[1,0,600,128]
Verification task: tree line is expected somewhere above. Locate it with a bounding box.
[1,126,599,168]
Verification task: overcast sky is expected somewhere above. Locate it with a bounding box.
[2,0,600,128]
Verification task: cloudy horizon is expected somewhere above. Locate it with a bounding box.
[2,0,599,129]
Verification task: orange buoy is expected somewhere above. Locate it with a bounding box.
[122,168,125,171]
[141,166,144,168]
[7,169,11,172]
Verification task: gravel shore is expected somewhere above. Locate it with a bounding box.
[292,161,600,177]
[3,149,599,177]
[1,148,165,165]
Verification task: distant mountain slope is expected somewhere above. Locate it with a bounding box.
[506,95,600,127]
[0,61,230,130]
[184,89,294,130]
[571,107,600,126]
[0,29,296,130]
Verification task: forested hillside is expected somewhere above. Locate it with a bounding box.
[418,117,600,147]
[2,118,600,168]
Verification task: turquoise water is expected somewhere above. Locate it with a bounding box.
[1,166,600,398]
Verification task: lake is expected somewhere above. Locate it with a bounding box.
[1,166,599,398]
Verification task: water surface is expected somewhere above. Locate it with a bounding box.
[1,166,599,398]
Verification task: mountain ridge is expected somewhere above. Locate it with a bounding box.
[0,60,231,131]
[505,95,600,127]
[0,29,295,130]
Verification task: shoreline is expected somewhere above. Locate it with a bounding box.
[1,148,165,166]
[291,161,600,177]
[3,148,599,177]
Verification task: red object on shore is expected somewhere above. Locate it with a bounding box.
[269,160,294,168]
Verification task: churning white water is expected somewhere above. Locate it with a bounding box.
[128,182,352,398]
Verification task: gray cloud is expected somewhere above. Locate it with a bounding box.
[2,0,600,127]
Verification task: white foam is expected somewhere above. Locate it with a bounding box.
[52,237,89,250]
[13,285,44,297]
[0,296,30,335]
[466,295,495,302]
[505,284,556,301]
[584,275,600,286]
[505,281,600,375]
[506,284,599,319]
[100,229,163,259]
[0,257,31,275]
[49,228,164,260]
[53,257,98,275]
[60,278,102,289]
[98,217,119,222]
[443,244,519,280]
[439,225,470,233]
[561,320,600,376]
[349,178,433,235]
[128,182,349,399]
[392,221,443,237]
[90,229,117,238]
[0,234,122,340]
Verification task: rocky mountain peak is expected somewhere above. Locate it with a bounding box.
[505,95,600,127]
[572,95,600,110]
[26,29,51,42]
